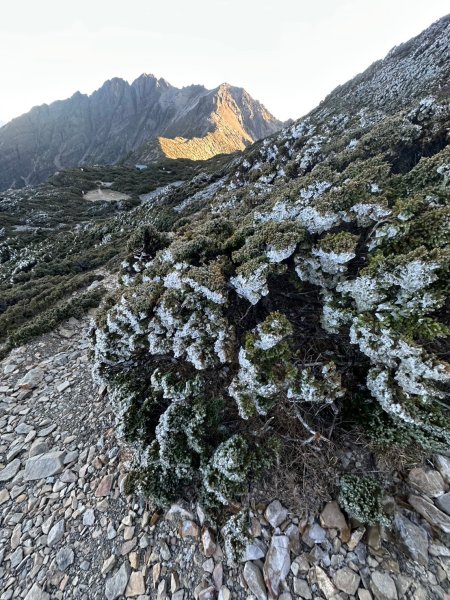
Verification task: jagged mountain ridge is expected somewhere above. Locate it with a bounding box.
[0,75,282,191]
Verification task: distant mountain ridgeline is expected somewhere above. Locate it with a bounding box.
[0,76,283,191]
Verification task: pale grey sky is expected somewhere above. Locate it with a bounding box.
[1,0,448,123]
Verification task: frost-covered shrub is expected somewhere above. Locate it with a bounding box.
[229,312,295,418]
[339,475,390,526]
[93,90,450,514]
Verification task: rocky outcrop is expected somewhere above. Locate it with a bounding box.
[0,76,282,191]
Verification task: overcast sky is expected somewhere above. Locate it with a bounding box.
[1,0,448,123]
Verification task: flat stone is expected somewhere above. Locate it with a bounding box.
[24,583,50,600]
[314,566,337,600]
[57,381,71,393]
[83,508,96,526]
[435,455,450,484]
[303,523,327,546]
[333,567,361,596]
[95,474,114,497]
[394,513,428,566]
[347,526,366,550]
[56,547,74,571]
[0,458,21,482]
[102,555,117,576]
[125,571,145,597]
[435,492,450,516]
[243,540,266,561]
[106,562,131,600]
[18,367,44,389]
[201,527,216,557]
[24,451,65,481]
[243,562,267,600]
[29,439,50,458]
[265,499,288,528]
[198,586,215,600]
[37,424,57,437]
[263,535,290,598]
[181,520,199,539]
[47,519,65,547]
[10,547,24,568]
[320,502,348,533]
[15,422,34,435]
[358,591,372,600]
[218,587,230,600]
[293,578,312,599]
[408,468,446,498]
[0,488,10,505]
[409,494,450,533]
[371,571,397,600]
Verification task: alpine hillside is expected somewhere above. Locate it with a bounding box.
[0,14,450,600]
[0,76,282,191]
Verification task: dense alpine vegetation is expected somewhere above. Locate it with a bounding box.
[0,76,282,191]
[89,15,450,518]
[1,14,449,536]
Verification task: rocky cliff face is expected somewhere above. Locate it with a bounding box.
[0,76,282,191]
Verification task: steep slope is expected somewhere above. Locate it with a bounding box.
[89,15,450,512]
[0,75,282,191]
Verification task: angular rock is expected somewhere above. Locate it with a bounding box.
[29,439,50,458]
[293,578,312,599]
[198,586,216,600]
[24,451,65,481]
[83,508,96,526]
[244,561,267,600]
[244,539,266,561]
[320,501,348,533]
[347,526,366,551]
[263,535,290,597]
[95,474,114,497]
[15,422,34,435]
[371,571,397,600]
[56,547,74,571]
[265,499,288,528]
[0,458,21,482]
[435,455,450,484]
[106,562,131,600]
[181,520,199,539]
[408,468,446,498]
[24,583,50,600]
[47,519,65,547]
[435,492,450,516]
[394,513,428,566]
[218,587,230,600]
[333,567,361,596]
[314,566,337,600]
[303,523,326,546]
[409,494,450,533]
[57,381,71,393]
[18,367,44,389]
[202,527,217,557]
[125,571,145,597]
[102,555,117,576]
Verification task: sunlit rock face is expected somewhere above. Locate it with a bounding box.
[0,77,283,191]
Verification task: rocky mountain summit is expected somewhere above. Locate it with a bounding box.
[0,12,450,600]
[0,76,282,191]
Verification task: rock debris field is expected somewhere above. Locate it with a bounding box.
[1,317,450,599]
